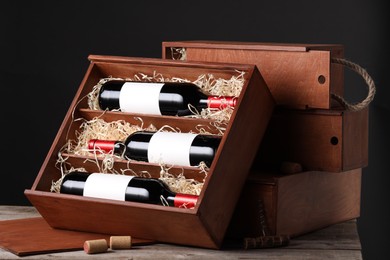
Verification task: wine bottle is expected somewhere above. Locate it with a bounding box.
[60,172,198,208]
[98,80,237,116]
[88,131,221,168]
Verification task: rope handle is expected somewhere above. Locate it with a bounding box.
[331,57,376,111]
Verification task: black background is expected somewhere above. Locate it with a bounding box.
[1,1,388,259]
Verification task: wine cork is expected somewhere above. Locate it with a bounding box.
[83,239,108,254]
[109,236,132,249]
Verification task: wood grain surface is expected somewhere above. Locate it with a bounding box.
[0,205,362,259]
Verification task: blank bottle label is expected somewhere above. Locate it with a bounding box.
[148,132,197,166]
[119,82,164,114]
[83,173,135,201]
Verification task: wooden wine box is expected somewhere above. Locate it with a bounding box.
[254,107,369,172]
[162,40,369,172]
[162,40,345,109]
[24,55,275,249]
[226,168,362,238]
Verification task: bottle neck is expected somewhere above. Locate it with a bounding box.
[88,139,125,155]
[167,193,199,209]
[199,96,237,110]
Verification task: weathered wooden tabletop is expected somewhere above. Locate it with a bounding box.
[0,205,362,259]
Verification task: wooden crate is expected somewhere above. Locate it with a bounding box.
[226,168,362,238]
[24,55,275,249]
[254,107,369,172]
[162,41,344,109]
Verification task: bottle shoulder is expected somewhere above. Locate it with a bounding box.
[125,131,154,143]
[100,80,126,91]
[62,172,89,182]
[131,177,175,195]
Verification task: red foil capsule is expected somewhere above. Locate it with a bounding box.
[174,194,199,209]
[88,139,117,154]
[207,96,237,109]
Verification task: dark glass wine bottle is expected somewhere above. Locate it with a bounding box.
[98,80,237,116]
[60,172,198,208]
[88,131,221,168]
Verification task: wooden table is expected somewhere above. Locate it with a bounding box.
[0,205,362,259]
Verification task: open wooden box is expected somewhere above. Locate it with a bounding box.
[162,41,345,109]
[24,55,275,249]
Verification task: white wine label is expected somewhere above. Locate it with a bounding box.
[119,82,164,115]
[83,173,135,201]
[148,132,197,166]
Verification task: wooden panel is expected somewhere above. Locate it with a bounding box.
[276,169,361,236]
[78,109,223,135]
[198,67,274,242]
[254,109,342,172]
[343,107,369,169]
[226,169,361,238]
[253,108,368,172]
[162,41,344,109]
[62,155,207,182]
[0,217,155,256]
[162,41,343,55]
[25,56,275,249]
[25,190,216,248]
[186,49,332,109]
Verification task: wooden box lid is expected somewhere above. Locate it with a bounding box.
[24,55,275,249]
[162,41,344,110]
